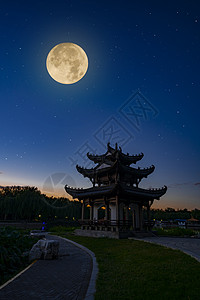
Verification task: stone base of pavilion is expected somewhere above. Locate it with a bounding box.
[74,228,130,239]
[74,220,155,239]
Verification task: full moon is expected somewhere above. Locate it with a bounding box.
[46,43,88,84]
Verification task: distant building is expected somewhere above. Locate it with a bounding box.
[175,219,187,228]
[65,143,167,238]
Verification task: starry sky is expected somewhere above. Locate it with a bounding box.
[1,0,200,209]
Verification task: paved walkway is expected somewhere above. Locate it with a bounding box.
[0,235,93,300]
[134,236,200,262]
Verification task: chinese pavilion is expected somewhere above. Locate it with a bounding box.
[65,143,167,238]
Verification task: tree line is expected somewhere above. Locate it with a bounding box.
[145,207,200,221]
[0,186,199,222]
[0,186,81,221]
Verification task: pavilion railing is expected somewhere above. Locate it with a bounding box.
[79,219,155,231]
[79,219,133,227]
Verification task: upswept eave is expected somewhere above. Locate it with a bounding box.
[65,183,117,199]
[87,152,108,164]
[107,143,144,164]
[76,162,155,179]
[119,151,144,165]
[120,164,155,178]
[76,164,95,177]
[87,143,144,166]
[65,183,167,200]
[120,183,167,199]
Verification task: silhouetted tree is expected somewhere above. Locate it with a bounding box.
[0,186,81,221]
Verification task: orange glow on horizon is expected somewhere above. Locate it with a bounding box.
[0,183,199,209]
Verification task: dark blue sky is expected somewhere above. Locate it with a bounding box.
[1,0,200,209]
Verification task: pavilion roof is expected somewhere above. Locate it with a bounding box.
[187,218,199,222]
[65,183,167,201]
[87,143,143,166]
[76,161,155,180]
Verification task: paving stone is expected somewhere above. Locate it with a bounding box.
[135,236,200,262]
[0,235,92,300]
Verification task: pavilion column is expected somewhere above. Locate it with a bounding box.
[139,205,143,230]
[116,195,120,229]
[147,203,150,230]
[106,202,110,221]
[90,204,94,221]
[132,209,136,231]
[125,206,129,221]
[93,205,98,221]
[119,204,124,221]
[81,201,85,221]
[131,204,139,230]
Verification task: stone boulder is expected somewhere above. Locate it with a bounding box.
[43,240,59,260]
[29,239,59,261]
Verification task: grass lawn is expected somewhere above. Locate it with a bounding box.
[56,231,200,300]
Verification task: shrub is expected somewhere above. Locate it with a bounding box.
[49,225,79,233]
[0,226,38,285]
[155,227,196,237]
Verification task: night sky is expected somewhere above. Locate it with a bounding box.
[1,1,200,209]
